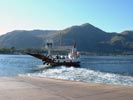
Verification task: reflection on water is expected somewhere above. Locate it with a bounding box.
[0,54,133,86]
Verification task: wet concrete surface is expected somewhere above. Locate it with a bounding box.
[0,76,133,100]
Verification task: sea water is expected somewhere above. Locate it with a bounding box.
[0,54,133,86]
[0,54,41,76]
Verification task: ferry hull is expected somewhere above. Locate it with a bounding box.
[27,53,80,67]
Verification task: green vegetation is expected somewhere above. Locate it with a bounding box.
[110,36,125,44]
[0,47,44,54]
[0,47,69,55]
[0,48,12,54]
[0,23,133,55]
[0,47,133,56]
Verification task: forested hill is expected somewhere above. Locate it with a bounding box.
[0,23,133,54]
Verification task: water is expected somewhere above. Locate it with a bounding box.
[0,54,42,76]
[0,54,133,86]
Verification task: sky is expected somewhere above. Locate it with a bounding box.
[0,0,133,35]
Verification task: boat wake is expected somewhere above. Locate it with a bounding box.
[32,64,52,71]
[29,66,133,86]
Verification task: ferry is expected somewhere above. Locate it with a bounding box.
[27,39,80,67]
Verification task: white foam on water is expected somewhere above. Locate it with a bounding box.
[29,66,133,86]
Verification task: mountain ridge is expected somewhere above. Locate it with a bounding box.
[0,23,133,53]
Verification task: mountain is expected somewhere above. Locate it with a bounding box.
[108,31,133,52]
[0,30,56,48]
[26,30,57,37]
[0,23,133,54]
[50,23,116,52]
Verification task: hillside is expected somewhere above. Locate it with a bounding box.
[0,30,56,48]
[0,23,133,54]
[108,31,133,52]
[51,23,116,52]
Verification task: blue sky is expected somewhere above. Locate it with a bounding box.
[0,0,133,34]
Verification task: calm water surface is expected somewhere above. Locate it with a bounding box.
[0,54,133,86]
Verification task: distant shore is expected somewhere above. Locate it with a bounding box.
[0,47,133,56]
[0,76,132,100]
[0,51,133,56]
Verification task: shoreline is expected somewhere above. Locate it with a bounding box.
[24,75,133,87]
[1,52,133,56]
[0,76,133,100]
